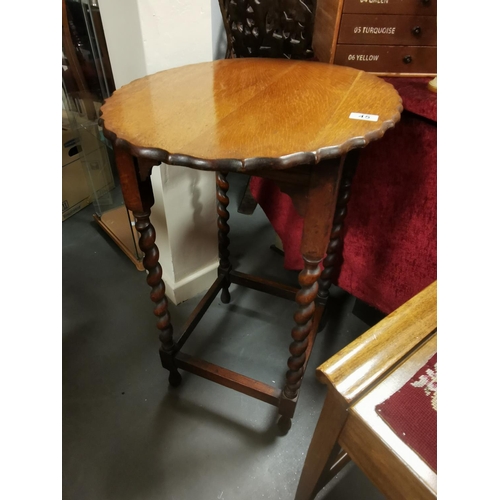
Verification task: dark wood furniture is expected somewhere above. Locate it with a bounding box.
[218,0,316,60]
[295,281,437,499]
[99,58,402,431]
[313,0,437,76]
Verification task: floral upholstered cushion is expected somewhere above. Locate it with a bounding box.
[375,353,437,472]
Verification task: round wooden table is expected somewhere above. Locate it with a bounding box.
[99,58,402,431]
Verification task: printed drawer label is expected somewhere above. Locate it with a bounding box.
[334,45,437,74]
[338,14,436,46]
[342,0,437,15]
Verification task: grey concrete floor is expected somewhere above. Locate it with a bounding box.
[62,173,386,500]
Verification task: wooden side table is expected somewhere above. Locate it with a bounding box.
[99,58,402,431]
[295,281,437,499]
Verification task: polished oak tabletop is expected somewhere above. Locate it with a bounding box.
[100,58,402,171]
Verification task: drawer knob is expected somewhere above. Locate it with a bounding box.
[421,0,431,4]
[412,26,422,36]
[403,55,413,64]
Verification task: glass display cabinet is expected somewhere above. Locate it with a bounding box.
[62,0,143,270]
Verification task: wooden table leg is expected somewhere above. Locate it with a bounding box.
[278,159,343,430]
[113,145,181,386]
[317,150,360,331]
[216,171,231,303]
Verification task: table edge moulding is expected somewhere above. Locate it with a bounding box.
[99,59,402,172]
[98,58,403,432]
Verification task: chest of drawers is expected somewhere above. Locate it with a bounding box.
[313,0,437,76]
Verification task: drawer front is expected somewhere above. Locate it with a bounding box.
[342,0,437,16]
[334,45,437,73]
[338,14,436,45]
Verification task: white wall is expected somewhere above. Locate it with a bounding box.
[99,0,225,304]
[211,0,227,60]
[138,0,213,74]
[98,0,147,89]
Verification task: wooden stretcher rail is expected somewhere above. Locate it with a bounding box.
[229,270,299,301]
[175,274,226,350]
[175,352,282,406]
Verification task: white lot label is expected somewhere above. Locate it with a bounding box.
[349,112,379,122]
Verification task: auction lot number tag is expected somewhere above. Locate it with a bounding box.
[349,112,379,122]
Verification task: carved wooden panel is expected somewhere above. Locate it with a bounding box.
[219,0,316,59]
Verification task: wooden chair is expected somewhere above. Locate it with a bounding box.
[295,281,437,500]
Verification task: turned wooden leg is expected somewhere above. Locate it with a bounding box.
[277,257,322,434]
[284,257,322,400]
[317,151,359,309]
[111,146,181,387]
[278,160,343,429]
[316,179,352,307]
[216,171,231,303]
[135,211,182,387]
